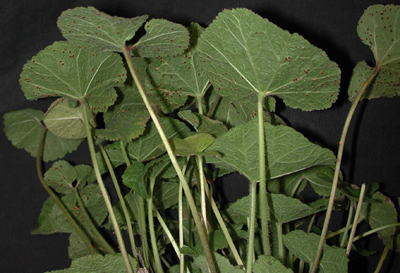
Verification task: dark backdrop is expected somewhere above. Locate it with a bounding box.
[1,0,400,272]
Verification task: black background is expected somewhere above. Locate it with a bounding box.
[1,0,400,272]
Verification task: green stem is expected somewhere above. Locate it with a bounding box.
[148,189,163,273]
[349,223,400,245]
[310,66,380,273]
[154,207,180,257]
[374,241,390,273]
[346,184,366,255]
[246,180,258,273]
[138,193,150,268]
[340,202,355,248]
[203,178,244,267]
[123,46,217,273]
[120,140,131,166]
[98,144,138,259]
[258,93,271,256]
[81,101,133,273]
[36,127,96,255]
[196,155,208,233]
[276,223,284,263]
[73,188,116,254]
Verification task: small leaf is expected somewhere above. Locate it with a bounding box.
[95,85,150,141]
[58,6,148,53]
[198,8,340,110]
[349,5,400,101]
[253,255,293,273]
[45,254,138,273]
[193,252,243,273]
[134,19,190,57]
[283,230,348,273]
[44,160,77,194]
[178,110,228,137]
[3,109,82,161]
[126,117,191,162]
[360,191,398,242]
[122,162,148,199]
[20,41,126,112]
[166,133,217,156]
[44,98,96,139]
[206,121,336,183]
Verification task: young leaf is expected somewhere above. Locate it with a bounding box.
[3,109,82,161]
[44,160,77,194]
[360,191,398,241]
[45,254,138,273]
[206,121,336,183]
[126,117,191,162]
[193,252,243,273]
[95,85,150,141]
[166,133,218,157]
[122,162,148,199]
[198,8,340,110]
[147,23,210,98]
[349,5,400,101]
[20,41,126,112]
[133,19,190,57]
[283,230,348,273]
[253,255,293,273]
[58,6,148,53]
[44,98,96,139]
[178,110,228,137]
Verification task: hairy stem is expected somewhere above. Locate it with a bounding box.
[123,46,217,273]
[148,178,163,273]
[36,127,96,255]
[81,101,133,273]
[340,202,355,248]
[246,180,257,273]
[98,144,138,258]
[310,66,380,273]
[74,188,116,254]
[374,241,390,273]
[258,93,271,256]
[346,184,366,255]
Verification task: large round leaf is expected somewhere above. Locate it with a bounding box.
[198,8,341,111]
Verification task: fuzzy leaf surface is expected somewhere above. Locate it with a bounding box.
[134,19,189,57]
[126,117,191,162]
[148,23,210,98]
[20,41,126,112]
[46,254,138,273]
[58,6,148,53]
[44,160,77,194]
[253,255,293,273]
[349,5,400,101]
[96,85,150,141]
[206,121,335,182]
[122,162,148,199]
[198,8,340,110]
[178,110,228,137]
[3,109,82,161]
[44,98,96,139]
[283,230,348,273]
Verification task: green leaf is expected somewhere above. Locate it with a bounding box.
[44,160,77,194]
[198,8,340,110]
[95,85,150,141]
[267,170,307,197]
[45,254,138,273]
[95,142,126,174]
[126,117,191,162]
[58,6,148,53]
[20,41,126,112]
[206,121,336,183]
[166,133,218,156]
[349,5,400,101]
[134,19,190,57]
[178,110,228,137]
[147,23,210,98]
[204,90,282,129]
[3,109,82,162]
[75,164,96,188]
[153,180,180,211]
[360,191,398,242]
[253,255,293,273]
[68,231,93,260]
[283,230,348,273]
[44,98,96,139]
[193,252,243,273]
[122,162,148,199]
